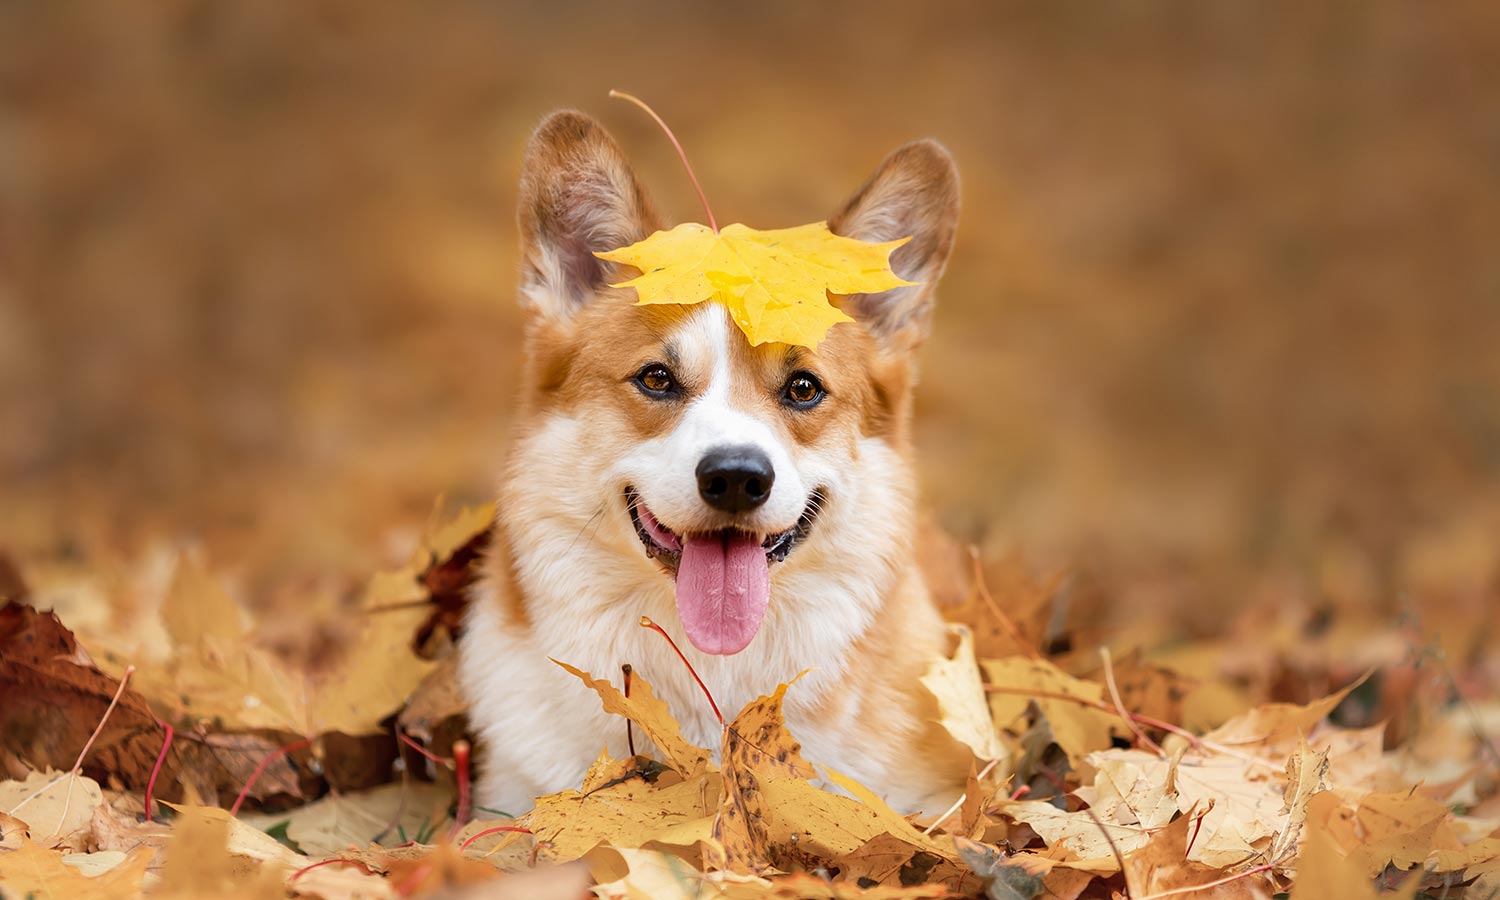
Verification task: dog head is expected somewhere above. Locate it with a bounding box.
[504,111,959,657]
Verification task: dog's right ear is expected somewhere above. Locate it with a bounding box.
[517,111,661,318]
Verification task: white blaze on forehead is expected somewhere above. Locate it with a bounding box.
[619,305,808,532]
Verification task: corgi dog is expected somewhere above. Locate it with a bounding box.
[459,111,968,815]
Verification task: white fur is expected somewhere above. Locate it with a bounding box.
[619,309,808,537]
[459,305,925,815]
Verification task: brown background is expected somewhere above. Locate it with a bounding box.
[3,2,1498,631]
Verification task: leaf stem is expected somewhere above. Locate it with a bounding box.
[145,717,174,823]
[229,736,311,815]
[459,824,533,853]
[640,616,723,725]
[609,90,718,233]
[451,739,471,834]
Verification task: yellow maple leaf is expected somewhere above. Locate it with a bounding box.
[596,221,914,348]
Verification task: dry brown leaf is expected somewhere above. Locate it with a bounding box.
[1268,739,1328,862]
[161,549,245,649]
[0,839,153,900]
[1171,756,1284,867]
[715,678,816,873]
[0,605,166,791]
[1077,748,1179,831]
[921,625,1007,763]
[1087,649,1198,731]
[842,831,967,892]
[755,773,958,875]
[1201,676,1365,757]
[0,770,103,845]
[553,660,712,778]
[940,554,1061,660]
[983,657,1119,769]
[1122,812,1268,899]
[161,802,303,872]
[0,810,27,850]
[1289,820,1416,900]
[528,769,719,862]
[241,781,453,858]
[590,846,769,899]
[999,799,1152,869]
[397,655,466,742]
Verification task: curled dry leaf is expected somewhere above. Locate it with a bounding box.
[1268,739,1329,862]
[1121,811,1269,900]
[0,605,164,790]
[921,625,1008,764]
[552,660,712,778]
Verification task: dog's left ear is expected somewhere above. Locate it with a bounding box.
[829,140,960,352]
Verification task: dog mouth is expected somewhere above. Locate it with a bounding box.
[623,486,824,573]
[623,485,825,656]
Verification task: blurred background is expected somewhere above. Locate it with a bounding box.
[3,1,1498,639]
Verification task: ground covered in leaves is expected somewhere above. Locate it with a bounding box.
[1,504,1497,900]
[4,3,1500,899]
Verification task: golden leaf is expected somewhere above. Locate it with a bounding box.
[0,840,153,900]
[552,660,712,778]
[596,221,913,348]
[983,656,1121,769]
[715,678,816,874]
[920,625,1007,763]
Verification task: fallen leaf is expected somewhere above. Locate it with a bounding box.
[755,773,959,878]
[921,625,1007,763]
[161,549,245,648]
[1267,739,1328,862]
[240,780,453,857]
[983,657,1119,770]
[715,678,816,873]
[553,660,712,778]
[381,841,505,893]
[0,839,152,900]
[1121,812,1267,899]
[954,835,1044,899]
[528,768,719,862]
[590,846,768,900]
[1289,818,1416,900]
[397,655,466,742]
[0,605,166,791]
[1077,748,1179,831]
[1201,676,1365,757]
[999,799,1150,869]
[597,221,912,348]
[0,770,104,844]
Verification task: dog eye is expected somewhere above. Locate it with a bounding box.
[633,364,679,398]
[782,372,825,409]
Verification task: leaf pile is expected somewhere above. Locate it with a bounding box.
[2,506,1498,899]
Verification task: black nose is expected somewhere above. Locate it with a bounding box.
[696,445,775,513]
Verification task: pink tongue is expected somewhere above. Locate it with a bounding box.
[675,532,770,655]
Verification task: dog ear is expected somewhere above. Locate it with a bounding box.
[517,111,661,318]
[828,140,960,352]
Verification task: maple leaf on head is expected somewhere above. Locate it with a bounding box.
[595,221,915,348]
